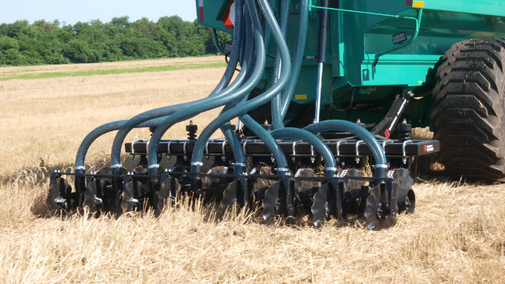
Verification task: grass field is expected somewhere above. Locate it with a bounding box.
[0,56,504,283]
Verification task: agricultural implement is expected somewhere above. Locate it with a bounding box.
[46,0,505,230]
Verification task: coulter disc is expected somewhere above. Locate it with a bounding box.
[83,178,106,215]
[121,180,143,213]
[154,176,180,212]
[262,180,281,224]
[311,183,329,227]
[364,183,398,231]
[393,168,415,214]
[46,177,72,216]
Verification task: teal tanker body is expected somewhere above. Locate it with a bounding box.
[198,0,505,128]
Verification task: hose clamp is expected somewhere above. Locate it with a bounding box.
[276,168,290,175]
[111,164,122,169]
[183,141,188,161]
[310,145,315,163]
[325,167,338,172]
[336,140,347,157]
[374,164,388,169]
[292,142,297,163]
[75,166,86,171]
[382,140,393,151]
[131,140,140,155]
[355,140,364,163]
[148,164,160,169]
[242,141,248,156]
[221,140,227,161]
[205,141,210,159]
[402,140,413,164]
[166,140,172,161]
[235,163,246,167]
[191,162,203,166]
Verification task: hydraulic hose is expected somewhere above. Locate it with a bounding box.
[212,29,228,56]
[270,127,336,170]
[270,0,291,130]
[209,0,244,96]
[233,18,290,170]
[109,63,247,169]
[190,0,292,174]
[218,4,252,173]
[147,1,266,171]
[302,120,387,177]
[240,114,288,168]
[109,0,247,169]
[280,0,309,119]
[74,117,167,171]
[263,0,276,50]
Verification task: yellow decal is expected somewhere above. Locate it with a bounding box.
[295,94,307,100]
[418,80,423,84]
[413,1,425,8]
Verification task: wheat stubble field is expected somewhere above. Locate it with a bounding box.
[0,56,504,283]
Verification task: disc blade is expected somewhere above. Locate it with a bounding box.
[222,180,239,211]
[155,177,179,212]
[262,181,281,224]
[46,177,71,215]
[364,183,398,231]
[311,183,329,227]
[364,185,379,229]
[121,180,143,213]
[83,179,105,214]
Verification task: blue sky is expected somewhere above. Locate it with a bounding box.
[1,0,198,25]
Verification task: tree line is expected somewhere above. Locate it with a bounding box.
[0,16,232,66]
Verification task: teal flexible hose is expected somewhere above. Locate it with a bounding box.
[303,120,387,177]
[280,0,309,119]
[212,29,228,56]
[270,0,291,130]
[147,0,266,170]
[109,0,248,169]
[270,127,336,169]
[218,11,255,172]
[190,0,292,174]
[74,117,167,170]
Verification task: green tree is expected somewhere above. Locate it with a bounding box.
[0,36,25,65]
[63,40,98,63]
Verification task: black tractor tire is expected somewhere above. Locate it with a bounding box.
[432,38,505,180]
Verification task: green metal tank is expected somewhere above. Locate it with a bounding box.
[196,0,505,127]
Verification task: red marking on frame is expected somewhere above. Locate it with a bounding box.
[199,7,204,22]
[385,129,391,138]
[407,0,412,6]
[424,145,427,152]
[199,0,204,22]
[222,0,235,29]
